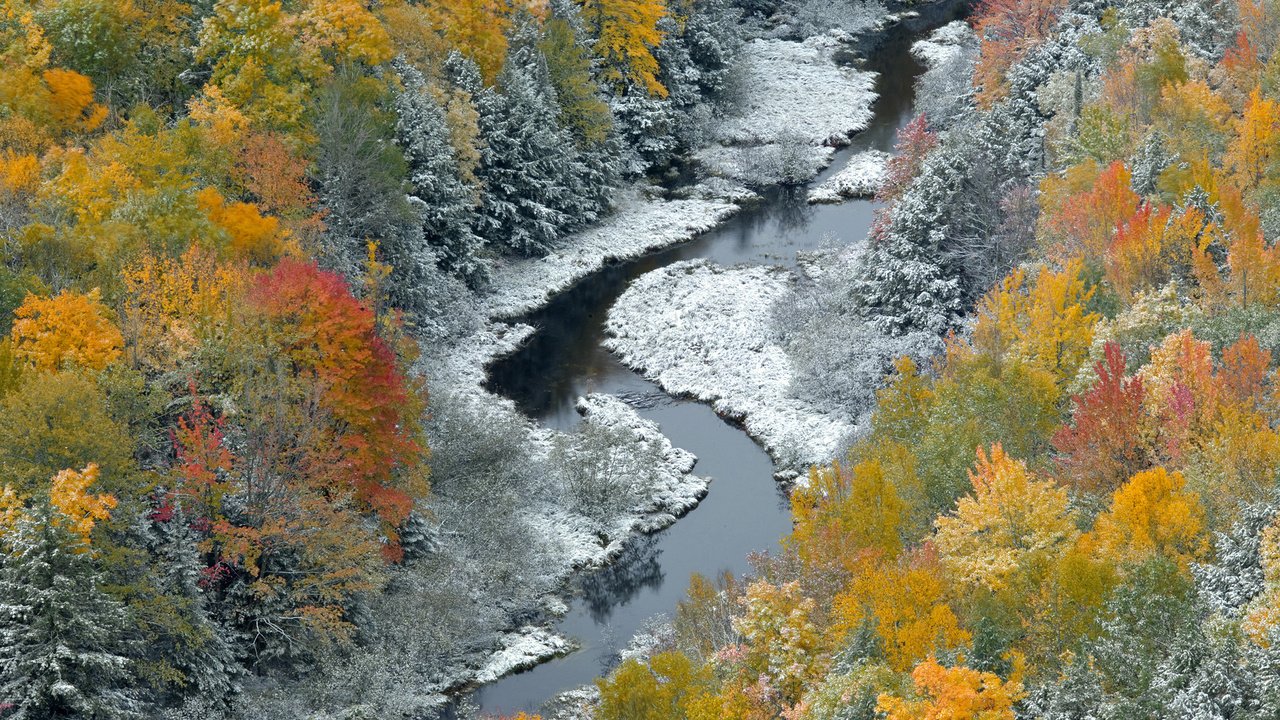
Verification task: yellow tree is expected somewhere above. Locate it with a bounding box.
[877,657,1024,720]
[788,457,905,572]
[934,445,1078,594]
[49,464,117,543]
[422,0,513,85]
[9,288,123,372]
[1226,88,1280,192]
[832,548,970,672]
[971,260,1098,384]
[1083,467,1208,572]
[732,580,824,703]
[578,0,668,97]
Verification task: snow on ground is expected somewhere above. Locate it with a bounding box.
[716,36,877,147]
[698,35,878,186]
[481,189,740,320]
[911,20,976,67]
[808,149,889,203]
[474,627,576,685]
[604,260,857,476]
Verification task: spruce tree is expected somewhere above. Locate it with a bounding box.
[0,502,141,719]
[474,43,578,256]
[393,59,490,288]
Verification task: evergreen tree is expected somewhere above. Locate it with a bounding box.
[474,43,578,255]
[137,499,240,709]
[393,59,490,288]
[0,502,141,719]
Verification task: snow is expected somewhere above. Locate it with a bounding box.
[715,37,878,148]
[604,260,858,476]
[807,150,889,203]
[698,36,878,186]
[474,627,576,684]
[911,20,977,68]
[480,189,740,320]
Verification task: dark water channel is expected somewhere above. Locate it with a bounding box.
[472,15,952,716]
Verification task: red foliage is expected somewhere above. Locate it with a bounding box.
[1053,342,1149,495]
[971,0,1069,105]
[1220,334,1273,408]
[249,259,424,541]
[871,114,938,244]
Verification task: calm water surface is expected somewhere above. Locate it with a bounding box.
[472,17,947,715]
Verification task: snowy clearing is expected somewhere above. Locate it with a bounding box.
[716,36,878,147]
[808,149,889,203]
[604,260,858,476]
[474,627,576,685]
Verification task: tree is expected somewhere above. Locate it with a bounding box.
[788,458,905,573]
[596,651,713,720]
[934,445,1077,594]
[9,288,123,372]
[0,372,135,498]
[540,2,613,145]
[474,43,577,255]
[876,657,1023,720]
[1053,342,1149,496]
[732,580,824,704]
[578,0,669,97]
[393,59,488,286]
[0,499,141,719]
[1084,468,1208,572]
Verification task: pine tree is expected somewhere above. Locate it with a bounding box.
[393,59,489,288]
[138,499,240,708]
[0,501,141,719]
[474,43,578,256]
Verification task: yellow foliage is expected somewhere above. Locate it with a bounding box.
[1244,516,1280,645]
[971,260,1099,384]
[196,186,293,261]
[1226,88,1280,191]
[580,0,669,97]
[9,288,123,372]
[789,458,904,572]
[119,249,249,372]
[0,150,40,195]
[299,0,393,68]
[49,463,117,543]
[1083,467,1208,571]
[0,484,24,536]
[934,445,1078,593]
[832,550,970,672]
[733,580,824,702]
[876,658,1024,720]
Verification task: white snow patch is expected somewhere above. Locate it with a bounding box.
[911,20,976,68]
[480,189,739,321]
[716,37,877,148]
[474,626,575,684]
[807,150,889,203]
[604,260,857,474]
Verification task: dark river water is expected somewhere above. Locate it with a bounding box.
[472,15,952,716]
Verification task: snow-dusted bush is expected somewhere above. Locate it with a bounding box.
[549,418,665,533]
[787,0,886,37]
[776,250,943,417]
[912,21,978,130]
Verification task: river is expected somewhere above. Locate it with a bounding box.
[472,13,954,716]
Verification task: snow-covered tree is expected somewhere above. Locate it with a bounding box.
[0,501,142,719]
[393,59,489,287]
[474,42,578,255]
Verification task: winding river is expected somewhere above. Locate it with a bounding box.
[473,13,958,715]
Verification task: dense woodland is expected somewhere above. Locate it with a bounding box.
[10,0,1280,717]
[0,0,750,716]
[594,0,1280,717]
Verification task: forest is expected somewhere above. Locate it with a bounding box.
[3,0,1280,717]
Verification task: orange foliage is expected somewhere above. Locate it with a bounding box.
[49,463,118,544]
[877,658,1024,720]
[1041,161,1140,267]
[249,259,427,551]
[197,186,294,262]
[9,288,123,372]
[971,0,1068,106]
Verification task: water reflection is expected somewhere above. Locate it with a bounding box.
[576,535,666,625]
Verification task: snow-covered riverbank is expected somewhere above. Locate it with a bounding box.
[368,24,891,712]
[604,261,859,478]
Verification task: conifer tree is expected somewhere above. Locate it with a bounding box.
[474,43,577,255]
[0,501,141,719]
[393,59,489,287]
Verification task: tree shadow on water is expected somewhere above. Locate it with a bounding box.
[574,535,665,625]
